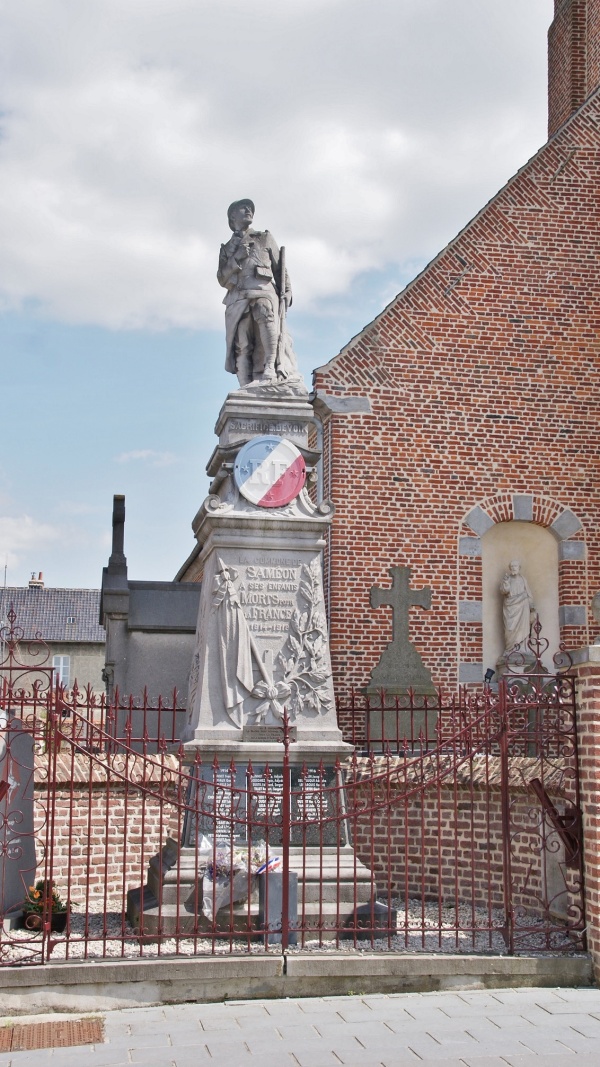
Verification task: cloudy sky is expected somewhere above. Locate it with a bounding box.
[1,0,553,590]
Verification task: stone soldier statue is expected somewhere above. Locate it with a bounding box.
[500,559,535,653]
[217,199,298,387]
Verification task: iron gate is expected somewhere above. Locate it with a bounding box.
[0,608,587,964]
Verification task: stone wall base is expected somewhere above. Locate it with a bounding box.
[0,953,591,1015]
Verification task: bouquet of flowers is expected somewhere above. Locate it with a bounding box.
[200,840,281,922]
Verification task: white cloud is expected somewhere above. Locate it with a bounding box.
[115,449,177,468]
[0,515,62,571]
[0,0,553,329]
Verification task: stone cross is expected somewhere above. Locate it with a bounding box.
[367,566,434,695]
[370,566,431,650]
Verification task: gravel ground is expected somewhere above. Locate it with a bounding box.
[0,897,582,963]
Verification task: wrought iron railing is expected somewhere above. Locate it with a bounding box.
[0,607,585,965]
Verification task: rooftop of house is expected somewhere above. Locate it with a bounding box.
[0,586,105,644]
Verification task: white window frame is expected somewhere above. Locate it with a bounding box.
[52,654,70,688]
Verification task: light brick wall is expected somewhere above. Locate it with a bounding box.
[33,755,181,905]
[353,786,567,917]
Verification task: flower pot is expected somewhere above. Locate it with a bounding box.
[51,912,67,933]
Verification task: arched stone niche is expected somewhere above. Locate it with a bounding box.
[482,522,560,674]
[457,492,587,686]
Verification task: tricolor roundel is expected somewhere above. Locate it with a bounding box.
[234,436,306,508]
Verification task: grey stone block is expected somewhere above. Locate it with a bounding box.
[258,871,298,945]
[0,1055,54,1067]
[559,605,586,626]
[459,662,483,684]
[128,582,201,632]
[513,494,533,521]
[314,393,372,415]
[559,539,586,560]
[289,1051,346,1067]
[550,509,582,540]
[459,601,483,623]
[389,1060,466,1067]
[464,507,495,536]
[459,537,482,557]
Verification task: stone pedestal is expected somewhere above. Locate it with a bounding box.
[132,380,375,939]
[180,381,351,767]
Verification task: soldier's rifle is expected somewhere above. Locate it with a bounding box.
[276,246,287,368]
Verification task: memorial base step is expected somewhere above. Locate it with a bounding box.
[127,839,375,939]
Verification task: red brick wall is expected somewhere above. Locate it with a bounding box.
[314,90,600,701]
[37,768,567,925]
[354,786,567,917]
[574,659,600,980]
[34,789,179,905]
[549,0,600,135]
[33,756,180,905]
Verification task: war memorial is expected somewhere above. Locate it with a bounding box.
[0,0,600,1008]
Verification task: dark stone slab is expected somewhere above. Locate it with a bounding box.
[183,764,348,848]
[342,900,398,941]
[0,719,36,916]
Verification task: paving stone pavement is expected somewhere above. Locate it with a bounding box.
[1,987,600,1066]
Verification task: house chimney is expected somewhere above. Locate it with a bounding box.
[29,571,44,589]
[548,0,600,136]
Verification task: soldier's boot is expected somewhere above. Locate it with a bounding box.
[255,304,278,381]
[262,353,276,380]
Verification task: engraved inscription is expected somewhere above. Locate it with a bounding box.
[243,725,297,743]
[249,768,284,824]
[237,564,301,636]
[228,420,305,436]
[237,555,301,566]
[185,766,248,845]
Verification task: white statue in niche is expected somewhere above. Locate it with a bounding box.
[500,559,535,653]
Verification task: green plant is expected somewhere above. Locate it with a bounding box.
[23,879,69,915]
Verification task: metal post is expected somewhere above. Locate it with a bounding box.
[498,679,514,954]
[281,711,291,952]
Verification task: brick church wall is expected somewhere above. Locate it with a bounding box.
[588,0,600,95]
[313,88,600,702]
[548,0,600,135]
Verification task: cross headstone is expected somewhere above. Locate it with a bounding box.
[366,566,435,695]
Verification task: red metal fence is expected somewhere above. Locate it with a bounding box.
[0,608,587,965]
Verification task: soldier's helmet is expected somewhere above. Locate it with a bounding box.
[227,199,255,230]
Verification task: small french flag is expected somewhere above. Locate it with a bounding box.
[256,856,282,875]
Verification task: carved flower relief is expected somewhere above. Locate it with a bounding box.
[274,560,333,720]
